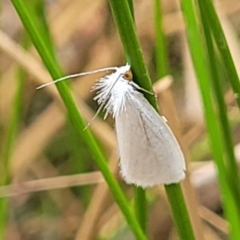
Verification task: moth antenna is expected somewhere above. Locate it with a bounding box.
[36,67,118,89]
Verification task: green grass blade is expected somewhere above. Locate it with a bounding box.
[200,0,240,108]
[134,187,147,233]
[0,199,7,239]
[126,0,134,19]
[198,0,240,238]
[154,3,194,238]
[107,0,154,106]
[108,1,194,239]
[165,184,195,240]
[198,0,240,204]
[29,0,55,56]
[11,1,147,239]
[154,0,169,77]
[1,70,24,183]
[0,32,28,239]
[124,1,147,232]
[181,0,240,238]
[0,72,24,239]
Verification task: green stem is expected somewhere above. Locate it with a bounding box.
[0,31,28,239]
[165,184,195,240]
[126,0,134,20]
[134,187,147,233]
[107,0,154,106]
[200,0,240,109]
[181,0,240,238]
[11,0,147,239]
[198,0,240,202]
[198,0,240,238]
[108,1,194,239]
[154,0,169,77]
[124,1,147,233]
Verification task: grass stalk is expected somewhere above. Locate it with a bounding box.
[154,1,195,239]
[0,35,26,239]
[108,0,194,239]
[11,0,147,239]
[123,0,147,232]
[197,0,240,237]
[154,0,169,77]
[134,187,147,233]
[181,0,240,238]
[200,0,240,108]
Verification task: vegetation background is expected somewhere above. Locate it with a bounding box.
[0,0,240,239]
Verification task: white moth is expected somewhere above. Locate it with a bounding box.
[37,63,186,188]
[92,63,186,187]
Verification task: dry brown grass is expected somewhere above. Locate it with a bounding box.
[0,0,240,239]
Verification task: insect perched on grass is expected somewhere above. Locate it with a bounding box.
[37,63,186,188]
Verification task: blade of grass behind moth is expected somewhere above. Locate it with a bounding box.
[154,0,169,78]
[199,0,240,203]
[11,0,147,239]
[107,0,155,106]
[124,0,147,233]
[199,0,240,202]
[154,1,198,239]
[181,0,240,239]
[30,0,55,56]
[200,0,240,109]
[0,78,23,238]
[198,0,240,236]
[108,0,195,239]
[126,0,134,20]
[0,30,29,239]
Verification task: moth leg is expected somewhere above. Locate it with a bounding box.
[129,82,155,96]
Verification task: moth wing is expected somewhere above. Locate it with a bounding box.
[115,93,185,187]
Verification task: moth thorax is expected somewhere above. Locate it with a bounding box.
[123,71,133,81]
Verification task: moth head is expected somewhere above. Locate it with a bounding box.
[123,70,133,82]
